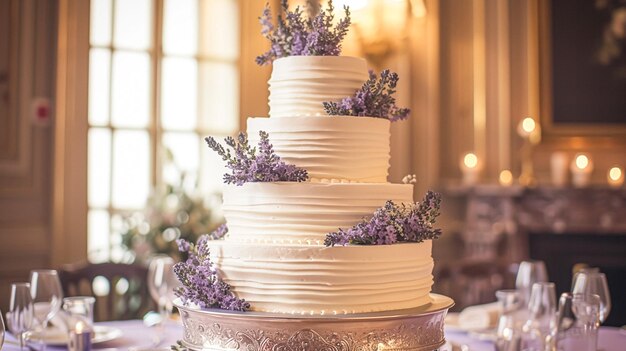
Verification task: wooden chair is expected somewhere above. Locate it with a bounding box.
[59,262,154,321]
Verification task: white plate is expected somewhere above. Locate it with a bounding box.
[28,325,123,346]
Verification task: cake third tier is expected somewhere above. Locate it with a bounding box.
[248,116,390,182]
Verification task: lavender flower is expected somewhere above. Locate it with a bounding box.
[256,0,351,65]
[208,223,228,240]
[205,131,308,186]
[324,191,442,246]
[174,234,250,311]
[323,69,411,121]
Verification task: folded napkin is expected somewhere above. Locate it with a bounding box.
[458,302,501,331]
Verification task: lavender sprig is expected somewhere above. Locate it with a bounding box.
[323,69,411,121]
[256,0,351,65]
[174,231,250,311]
[205,131,308,186]
[324,191,442,247]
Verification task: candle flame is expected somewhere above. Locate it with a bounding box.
[609,167,622,181]
[575,155,589,170]
[75,320,85,333]
[499,170,513,186]
[463,153,478,169]
[521,117,536,134]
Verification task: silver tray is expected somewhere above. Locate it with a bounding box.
[175,293,454,351]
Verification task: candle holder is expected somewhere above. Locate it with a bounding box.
[570,154,593,188]
[517,117,540,187]
[460,152,481,186]
[68,321,92,351]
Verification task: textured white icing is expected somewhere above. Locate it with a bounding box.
[210,241,434,314]
[268,56,369,118]
[222,182,414,244]
[248,116,390,183]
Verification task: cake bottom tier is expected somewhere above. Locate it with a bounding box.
[209,240,434,315]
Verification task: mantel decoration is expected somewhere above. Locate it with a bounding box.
[323,69,411,121]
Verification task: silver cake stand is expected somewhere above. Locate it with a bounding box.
[175,294,454,351]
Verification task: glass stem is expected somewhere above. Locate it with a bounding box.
[39,320,47,351]
[19,332,25,351]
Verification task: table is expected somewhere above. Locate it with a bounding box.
[3,320,625,350]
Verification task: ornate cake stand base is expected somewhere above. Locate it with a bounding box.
[175,294,454,351]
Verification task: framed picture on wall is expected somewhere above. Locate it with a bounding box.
[539,0,626,141]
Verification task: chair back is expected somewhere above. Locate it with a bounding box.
[59,262,153,321]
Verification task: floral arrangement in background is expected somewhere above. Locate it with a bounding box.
[120,153,223,263]
[325,191,442,246]
[323,69,411,121]
[205,131,309,185]
[174,230,250,311]
[256,0,351,65]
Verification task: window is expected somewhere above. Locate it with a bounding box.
[87,0,239,262]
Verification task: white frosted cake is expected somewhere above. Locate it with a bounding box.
[209,56,434,315]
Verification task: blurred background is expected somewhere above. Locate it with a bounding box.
[0,0,625,325]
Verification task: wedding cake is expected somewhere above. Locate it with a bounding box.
[205,55,435,315]
[174,1,442,317]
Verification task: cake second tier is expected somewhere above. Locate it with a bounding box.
[222,182,414,244]
[248,116,390,182]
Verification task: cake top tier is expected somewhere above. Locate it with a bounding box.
[268,56,369,118]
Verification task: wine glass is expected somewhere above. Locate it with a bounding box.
[515,260,548,307]
[29,270,64,351]
[7,283,34,350]
[1,307,5,349]
[572,271,611,323]
[148,255,180,322]
[521,282,557,351]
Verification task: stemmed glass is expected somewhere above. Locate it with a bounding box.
[7,283,34,350]
[148,255,179,323]
[572,271,611,323]
[515,260,548,308]
[1,307,5,349]
[29,270,64,351]
[520,282,557,351]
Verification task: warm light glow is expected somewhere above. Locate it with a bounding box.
[463,153,478,169]
[410,0,427,17]
[521,117,536,134]
[575,154,590,170]
[499,170,513,186]
[609,167,622,181]
[75,320,85,333]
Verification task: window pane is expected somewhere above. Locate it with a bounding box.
[88,49,111,126]
[90,0,112,46]
[198,62,238,133]
[88,210,110,263]
[111,130,150,209]
[88,128,112,208]
[113,0,152,50]
[111,51,150,128]
[162,132,199,190]
[161,57,198,131]
[199,138,228,193]
[199,0,239,60]
[163,0,198,55]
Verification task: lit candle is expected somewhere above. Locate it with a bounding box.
[460,152,480,185]
[499,169,513,187]
[550,152,569,187]
[69,320,92,351]
[607,166,624,188]
[570,154,593,188]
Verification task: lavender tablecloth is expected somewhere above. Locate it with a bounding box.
[3,320,625,350]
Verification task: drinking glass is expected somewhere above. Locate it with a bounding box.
[62,296,96,330]
[520,282,557,351]
[516,260,548,308]
[572,271,611,323]
[148,255,179,322]
[29,270,64,351]
[1,307,5,349]
[7,283,34,350]
[555,293,601,351]
[495,289,523,351]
